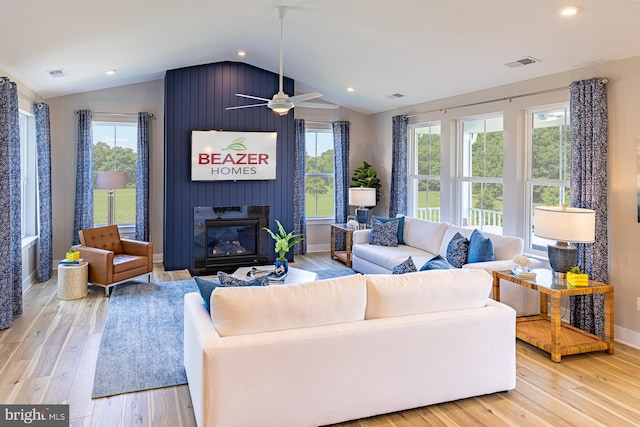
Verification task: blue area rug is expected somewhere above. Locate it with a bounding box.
[315,268,357,280]
[92,279,197,398]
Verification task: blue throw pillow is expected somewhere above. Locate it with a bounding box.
[420,254,451,271]
[371,215,405,244]
[446,232,470,268]
[194,273,269,312]
[392,256,417,274]
[370,218,399,247]
[467,229,495,264]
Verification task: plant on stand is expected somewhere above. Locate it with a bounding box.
[351,161,382,203]
[263,220,303,276]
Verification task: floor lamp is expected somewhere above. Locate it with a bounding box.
[96,171,126,225]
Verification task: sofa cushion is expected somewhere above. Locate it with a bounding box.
[392,257,417,274]
[210,274,367,337]
[483,230,524,261]
[446,232,469,268]
[364,269,493,319]
[467,229,495,263]
[419,254,451,271]
[370,218,399,247]
[372,215,405,244]
[402,217,449,255]
[352,243,435,271]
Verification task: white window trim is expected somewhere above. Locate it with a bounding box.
[407,122,442,221]
[305,126,335,220]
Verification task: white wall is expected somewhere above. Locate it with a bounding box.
[367,55,640,346]
[47,80,165,262]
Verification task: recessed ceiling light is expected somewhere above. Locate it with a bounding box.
[237,51,246,57]
[105,69,117,75]
[560,5,581,16]
[346,87,355,92]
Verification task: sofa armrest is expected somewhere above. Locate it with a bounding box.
[72,245,114,284]
[352,229,372,245]
[462,259,518,273]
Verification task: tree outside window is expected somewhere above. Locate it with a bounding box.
[93,122,137,226]
[409,123,441,221]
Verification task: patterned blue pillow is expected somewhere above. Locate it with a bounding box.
[218,271,270,287]
[392,256,417,274]
[467,229,495,263]
[370,218,399,247]
[371,215,405,244]
[193,273,269,313]
[446,232,470,268]
[420,254,451,271]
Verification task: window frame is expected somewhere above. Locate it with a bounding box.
[456,113,504,233]
[304,125,335,220]
[524,103,571,254]
[19,111,37,243]
[408,121,442,222]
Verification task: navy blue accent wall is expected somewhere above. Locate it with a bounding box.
[164,61,295,271]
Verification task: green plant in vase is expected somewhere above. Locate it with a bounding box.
[263,220,303,276]
[351,161,382,203]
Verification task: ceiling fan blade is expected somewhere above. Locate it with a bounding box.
[296,101,339,109]
[235,93,271,102]
[289,92,322,103]
[225,103,268,110]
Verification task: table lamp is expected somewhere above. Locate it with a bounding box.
[348,187,376,227]
[96,170,126,225]
[533,205,595,278]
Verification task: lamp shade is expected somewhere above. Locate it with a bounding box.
[348,187,376,207]
[534,206,595,243]
[96,171,126,190]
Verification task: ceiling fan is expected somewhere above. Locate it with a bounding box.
[226,5,338,116]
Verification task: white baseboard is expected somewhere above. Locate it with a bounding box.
[307,244,330,253]
[614,325,640,350]
[153,253,163,263]
[22,269,39,295]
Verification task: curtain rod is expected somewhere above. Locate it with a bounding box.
[404,78,608,119]
[74,110,154,118]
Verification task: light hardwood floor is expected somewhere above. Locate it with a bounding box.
[2,252,640,426]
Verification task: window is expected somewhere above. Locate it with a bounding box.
[408,123,441,221]
[305,127,334,218]
[458,115,504,234]
[92,121,137,226]
[526,105,571,252]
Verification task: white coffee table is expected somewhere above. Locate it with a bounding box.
[232,265,318,285]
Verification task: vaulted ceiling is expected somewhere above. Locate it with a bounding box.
[3,0,640,114]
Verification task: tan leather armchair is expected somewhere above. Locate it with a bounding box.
[73,225,153,296]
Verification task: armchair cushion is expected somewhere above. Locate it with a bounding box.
[113,254,148,274]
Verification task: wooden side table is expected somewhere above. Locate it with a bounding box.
[330,223,362,267]
[492,269,614,362]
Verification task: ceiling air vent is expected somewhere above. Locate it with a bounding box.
[47,69,67,78]
[504,56,541,68]
[387,93,405,99]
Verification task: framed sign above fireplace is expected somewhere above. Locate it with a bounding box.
[191,130,278,181]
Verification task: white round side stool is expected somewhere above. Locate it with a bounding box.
[57,261,89,300]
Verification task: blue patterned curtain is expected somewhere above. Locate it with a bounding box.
[293,119,307,255]
[0,77,23,330]
[569,77,608,337]
[333,121,350,250]
[136,112,150,241]
[389,115,408,217]
[73,110,94,244]
[34,103,53,282]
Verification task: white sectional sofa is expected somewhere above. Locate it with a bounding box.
[184,269,516,427]
[352,216,540,316]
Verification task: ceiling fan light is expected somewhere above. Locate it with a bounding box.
[271,105,291,114]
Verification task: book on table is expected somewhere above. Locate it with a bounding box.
[511,267,536,280]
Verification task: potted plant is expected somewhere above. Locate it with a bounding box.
[567,266,589,287]
[351,161,382,203]
[263,220,303,275]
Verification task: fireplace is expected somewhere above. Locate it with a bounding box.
[193,205,269,275]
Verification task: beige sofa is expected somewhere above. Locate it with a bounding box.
[184,269,516,427]
[352,216,540,316]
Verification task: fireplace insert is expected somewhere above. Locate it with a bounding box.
[193,205,269,275]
